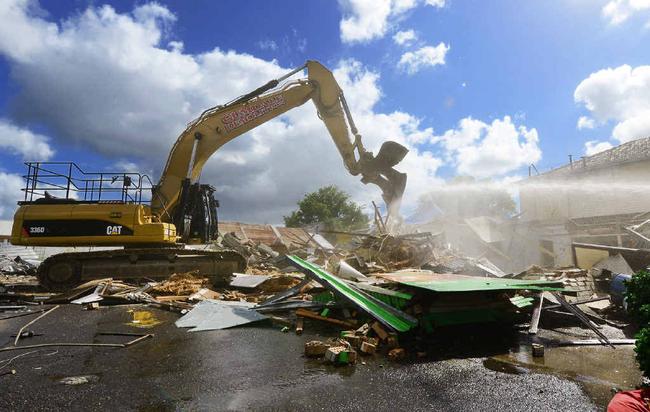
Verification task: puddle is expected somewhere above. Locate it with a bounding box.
[57,374,100,385]
[486,343,642,408]
[127,310,163,328]
[483,358,528,375]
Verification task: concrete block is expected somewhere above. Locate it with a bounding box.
[360,341,376,355]
[386,334,399,349]
[304,340,330,357]
[388,348,406,361]
[295,318,304,335]
[371,321,388,341]
[325,346,344,362]
[85,302,100,310]
[342,333,362,348]
[355,323,370,336]
[324,346,357,364]
[532,343,544,358]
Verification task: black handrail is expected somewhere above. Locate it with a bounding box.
[21,162,153,205]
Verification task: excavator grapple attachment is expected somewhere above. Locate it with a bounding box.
[360,141,409,207]
[372,141,409,170]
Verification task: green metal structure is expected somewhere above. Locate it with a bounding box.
[286,255,418,332]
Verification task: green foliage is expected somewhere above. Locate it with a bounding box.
[626,270,650,378]
[635,327,650,378]
[283,185,369,231]
[626,270,650,325]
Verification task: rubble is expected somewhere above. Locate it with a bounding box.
[1,217,642,370]
[324,343,357,365]
[360,341,376,354]
[387,348,406,361]
[0,254,37,276]
[304,340,330,357]
[151,271,210,296]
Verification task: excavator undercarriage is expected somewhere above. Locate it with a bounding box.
[38,247,246,292]
[12,162,246,290]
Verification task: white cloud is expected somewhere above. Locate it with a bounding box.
[585,140,614,156]
[257,39,278,51]
[602,0,650,25]
[0,1,443,223]
[577,116,595,130]
[339,0,445,43]
[574,64,650,143]
[398,43,449,74]
[432,116,542,179]
[339,0,393,43]
[0,173,24,219]
[612,114,650,141]
[393,29,417,46]
[0,119,54,160]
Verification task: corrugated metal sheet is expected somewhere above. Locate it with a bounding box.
[175,300,266,332]
[375,271,564,292]
[219,221,332,250]
[230,274,270,288]
[287,255,418,332]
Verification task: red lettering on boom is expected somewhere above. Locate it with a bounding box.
[221,95,285,132]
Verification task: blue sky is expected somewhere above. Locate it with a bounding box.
[0,0,649,222]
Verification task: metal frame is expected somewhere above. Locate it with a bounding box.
[21,161,153,204]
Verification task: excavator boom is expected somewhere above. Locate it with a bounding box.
[10,60,408,290]
[152,61,408,225]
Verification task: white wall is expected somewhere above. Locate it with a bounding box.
[0,220,12,236]
[520,160,650,222]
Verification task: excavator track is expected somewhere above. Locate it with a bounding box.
[37,248,247,291]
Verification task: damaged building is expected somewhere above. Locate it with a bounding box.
[404,137,650,275]
[519,137,650,269]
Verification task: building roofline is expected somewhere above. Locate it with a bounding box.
[523,136,650,181]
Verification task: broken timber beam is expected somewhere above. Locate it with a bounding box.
[550,292,613,348]
[295,309,356,328]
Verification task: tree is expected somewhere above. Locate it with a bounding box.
[284,185,369,231]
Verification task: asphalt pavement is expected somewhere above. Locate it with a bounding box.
[0,304,600,411]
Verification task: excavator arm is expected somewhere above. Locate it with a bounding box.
[9,61,409,288]
[151,60,408,236]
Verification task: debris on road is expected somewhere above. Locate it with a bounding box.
[151,271,210,296]
[176,300,267,331]
[0,333,153,353]
[14,305,59,346]
[304,340,331,357]
[0,254,37,276]
[1,216,641,369]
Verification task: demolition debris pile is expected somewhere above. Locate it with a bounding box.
[2,222,636,367]
[0,255,36,276]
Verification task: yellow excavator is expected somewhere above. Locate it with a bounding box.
[10,60,408,290]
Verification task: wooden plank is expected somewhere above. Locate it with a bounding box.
[561,339,635,346]
[154,295,189,302]
[528,292,545,335]
[551,292,613,348]
[295,309,356,328]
